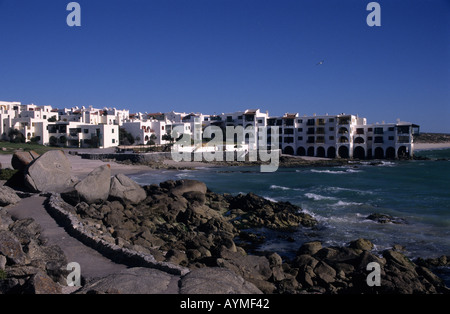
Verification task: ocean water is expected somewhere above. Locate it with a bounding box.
[130,149,450,264]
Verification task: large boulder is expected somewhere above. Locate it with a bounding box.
[179,267,262,294]
[109,174,147,204]
[73,165,111,204]
[22,271,62,294]
[0,185,21,206]
[169,179,207,196]
[77,267,180,294]
[11,151,40,172]
[24,150,75,193]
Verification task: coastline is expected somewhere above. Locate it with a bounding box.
[413,142,450,151]
[1,149,449,294]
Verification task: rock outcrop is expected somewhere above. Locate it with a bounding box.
[0,185,21,207]
[0,213,68,294]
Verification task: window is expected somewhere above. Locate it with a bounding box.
[374,136,384,143]
[297,119,303,123]
[307,119,315,126]
[329,118,335,123]
[112,128,114,133]
[284,137,294,143]
[388,127,395,132]
[329,136,335,140]
[84,129,89,134]
[356,128,364,135]
[388,136,394,141]
[238,116,243,120]
[284,128,294,134]
[368,128,373,132]
[297,128,303,132]
[374,127,384,134]
[329,127,334,131]
[298,136,303,141]
[285,119,294,126]
[112,139,115,143]
[257,119,263,124]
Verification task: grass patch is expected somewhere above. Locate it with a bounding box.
[0,168,18,181]
[0,269,7,280]
[0,141,59,155]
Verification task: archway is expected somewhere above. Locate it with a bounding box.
[316,147,326,157]
[374,147,384,159]
[353,146,365,159]
[397,146,409,159]
[307,147,315,157]
[297,147,306,156]
[327,147,336,158]
[283,146,294,155]
[386,147,396,159]
[354,137,365,144]
[338,146,349,158]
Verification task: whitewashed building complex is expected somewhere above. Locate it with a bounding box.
[0,100,419,159]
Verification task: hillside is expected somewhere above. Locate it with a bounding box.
[413,133,450,143]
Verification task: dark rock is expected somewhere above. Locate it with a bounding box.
[298,241,322,255]
[23,271,62,294]
[349,238,374,251]
[183,191,206,207]
[366,213,407,224]
[314,261,337,284]
[169,179,207,196]
[0,230,27,265]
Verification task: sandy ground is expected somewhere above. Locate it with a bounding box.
[413,142,450,151]
[67,154,152,179]
[0,153,152,179]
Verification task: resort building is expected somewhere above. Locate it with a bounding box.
[0,99,419,159]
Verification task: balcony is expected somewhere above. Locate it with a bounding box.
[316,127,325,135]
[339,136,349,143]
[398,136,410,143]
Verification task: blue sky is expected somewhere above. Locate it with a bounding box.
[0,0,449,132]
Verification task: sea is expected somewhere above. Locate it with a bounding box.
[129,148,450,283]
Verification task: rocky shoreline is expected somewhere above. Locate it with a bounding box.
[1,150,449,294]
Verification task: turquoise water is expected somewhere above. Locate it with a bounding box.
[130,149,450,262]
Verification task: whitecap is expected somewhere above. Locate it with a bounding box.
[333,200,364,207]
[304,193,337,201]
[270,185,291,190]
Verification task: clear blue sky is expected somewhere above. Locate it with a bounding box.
[0,0,449,132]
